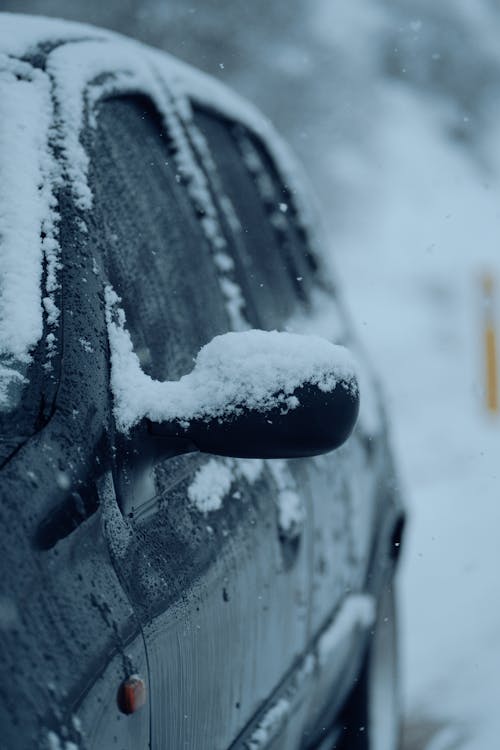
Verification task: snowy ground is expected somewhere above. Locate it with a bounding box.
[333,82,500,750]
[308,5,500,748]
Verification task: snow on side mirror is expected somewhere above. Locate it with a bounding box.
[105,294,359,459]
[146,329,359,458]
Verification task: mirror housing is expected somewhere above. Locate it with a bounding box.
[106,318,361,461]
[148,379,359,459]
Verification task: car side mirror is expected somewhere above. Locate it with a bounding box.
[134,330,359,460]
[149,379,359,459]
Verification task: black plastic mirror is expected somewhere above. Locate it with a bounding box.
[128,330,361,460]
[148,379,359,459]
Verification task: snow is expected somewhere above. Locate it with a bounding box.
[47,731,78,750]
[0,57,59,407]
[188,458,234,513]
[317,593,376,668]
[246,697,290,750]
[240,594,375,749]
[236,458,265,485]
[266,460,304,539]
[188,456,265,516]
[105,285,357,433]
[187,455,302,540]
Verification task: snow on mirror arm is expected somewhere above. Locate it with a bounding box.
[105,288,360,460]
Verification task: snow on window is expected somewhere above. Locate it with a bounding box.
[0,57,60,408]
[187,457,264,513]
[105,285,358,434]
[218,277,247,331]
[187,458,234,513]
[237,458,265,484]
[266,460,305,539]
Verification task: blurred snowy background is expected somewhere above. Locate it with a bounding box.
[2,1,499,747]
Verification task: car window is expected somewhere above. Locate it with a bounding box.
[87,95,231,382]
[191,109,317,327]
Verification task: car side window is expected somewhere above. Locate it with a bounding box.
[192,109,317,328]
[87,95,231,382]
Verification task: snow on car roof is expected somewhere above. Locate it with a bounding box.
[0,13,322,409]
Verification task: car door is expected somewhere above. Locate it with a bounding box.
[87,94,312,750]
[191,110,384,741]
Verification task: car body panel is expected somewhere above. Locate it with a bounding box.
[114,461,310,749]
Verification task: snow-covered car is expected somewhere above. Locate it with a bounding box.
[0,14,405,750]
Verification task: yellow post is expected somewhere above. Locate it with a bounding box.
[482,274,498,413]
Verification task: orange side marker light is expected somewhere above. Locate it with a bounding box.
[117,673,147,715]
[482,273,499,413]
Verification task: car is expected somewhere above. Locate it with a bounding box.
[0,13,405,750]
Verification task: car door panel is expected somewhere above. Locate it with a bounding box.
[112,452,310,749]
